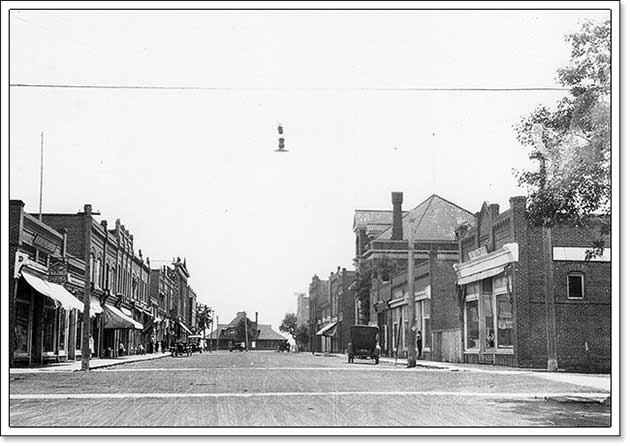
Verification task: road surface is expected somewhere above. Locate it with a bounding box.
[9,350,611,427]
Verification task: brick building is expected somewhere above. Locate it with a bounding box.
[9,200,85,366]
[307,274,329,352]
[453,197,611,372]
[355,193,474,361]
[319,267,356,353]
[41,206,152,358]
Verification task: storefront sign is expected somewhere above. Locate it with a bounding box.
[48,260,68,284]
[33,234,57,254]
[468,245,488,261]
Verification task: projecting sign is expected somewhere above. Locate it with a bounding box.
[468,245,488,261]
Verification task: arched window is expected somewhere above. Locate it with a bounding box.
[90,253,96,284]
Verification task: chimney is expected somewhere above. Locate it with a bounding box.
[391,192,403,240]
[255,312,258,327]
[488,203,500,219]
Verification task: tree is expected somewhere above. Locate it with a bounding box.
[233,315,259,344]
[514,19,611,257]
[195,304,213,337]
[355,256,401,324]
[279,313,298,341]
[295,324,310,350]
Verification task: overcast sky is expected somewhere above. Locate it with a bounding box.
[8,9,610,331]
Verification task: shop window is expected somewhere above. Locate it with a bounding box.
[482,295,494,349]
[58,310,67,352]
[15,300,31,354]
[482,278,493,294]
[496,294,513,348]
[43,305,56,353]
[567,274,584,299]
[465,300,480,350]
[422,300,431,351]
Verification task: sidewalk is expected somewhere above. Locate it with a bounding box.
[314,352,611,392]
[10,352,171,374]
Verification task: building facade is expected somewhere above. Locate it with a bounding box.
[355,192,475,361]
[453,197,611,372]
[307,274,329,353]
[326,267,356,353]
[296,293,309,328]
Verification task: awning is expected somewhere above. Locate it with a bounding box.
[22,271,83,311]
[102,304,143,330]
[178,321,193,335]
[120,307,133,317]
[454,243,519,286]
[316,321,337,337]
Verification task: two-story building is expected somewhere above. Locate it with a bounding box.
[453,197,611,372]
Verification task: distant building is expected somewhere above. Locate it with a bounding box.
[208,312,286,350]
[296,293,309,328]
[326,267,356,353]
[308,274,329,352]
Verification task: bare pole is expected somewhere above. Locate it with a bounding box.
[406,216,417,368]
[39,131,44,220]
[244,312,249,352]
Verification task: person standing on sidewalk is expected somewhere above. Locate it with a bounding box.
[416,331,423,359]
[89,335,95,358]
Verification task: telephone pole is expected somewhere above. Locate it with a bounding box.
[81,204,93,371]
[406,216,417,368]
[244,312,249,352]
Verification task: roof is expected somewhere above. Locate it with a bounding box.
[353,210,410,233]
[256,324,288,341]
[206,323,287,342]
[376,194,474,242]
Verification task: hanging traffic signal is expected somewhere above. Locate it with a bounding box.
[279,137,285,150]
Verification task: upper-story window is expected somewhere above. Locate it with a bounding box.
[567,273,584,299]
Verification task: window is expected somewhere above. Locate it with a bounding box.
[76,312,83,350]
[482,295,494,349]
[465,300,480,350]
[421,300,431,351]
[15,300,31,354]
[496,294,513,347]
[567,274,584,299]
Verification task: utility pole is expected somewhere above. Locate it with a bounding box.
[406,216,417,368]
[215,315,220,351]
[244,312,249,352]
[81,204,93,371]
[39,131,44,220]
[531,124,558,372]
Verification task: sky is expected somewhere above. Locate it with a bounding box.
[8,8,611,332]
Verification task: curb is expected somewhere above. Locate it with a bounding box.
[74,353,171,372]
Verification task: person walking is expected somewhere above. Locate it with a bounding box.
[416,331,423,359]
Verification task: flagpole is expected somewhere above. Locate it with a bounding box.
[39,131,44,220]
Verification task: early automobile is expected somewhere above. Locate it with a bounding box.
[229,341,245,352]
[347,325,380,364]
[187,334,204,353]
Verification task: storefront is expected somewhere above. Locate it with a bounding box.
[101,304,143,357]
[454,243,518,366]
[13,263,84,365]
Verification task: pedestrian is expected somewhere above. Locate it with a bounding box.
[118,342,126,357]
[138,343,145,355]
[89,335,95,358]
[416,331,423,358]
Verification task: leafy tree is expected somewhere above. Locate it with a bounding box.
[513,19,611,256]
[233,315,259,344]
[355,256,401,324]
[279,313,298,341]
[295,324,310,350]
[195,303,213,336]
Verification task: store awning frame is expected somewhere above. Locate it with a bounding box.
[102,304,143,330]
[22,271,83,311]
[316,321,337,337]
[453,243,519,286]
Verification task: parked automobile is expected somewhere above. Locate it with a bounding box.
[277,340,290,352]
[229,341,245,352]
[187,335,204,353]
[347,325,380,364]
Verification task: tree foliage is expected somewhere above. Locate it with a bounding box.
[195,303,213,334]
[355,256,401,324]
[295,324,310,349]
[279,313,298,340]
[513,19,611,256]
[233,315,259,343]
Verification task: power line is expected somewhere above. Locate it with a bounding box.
[9,83,570,92]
